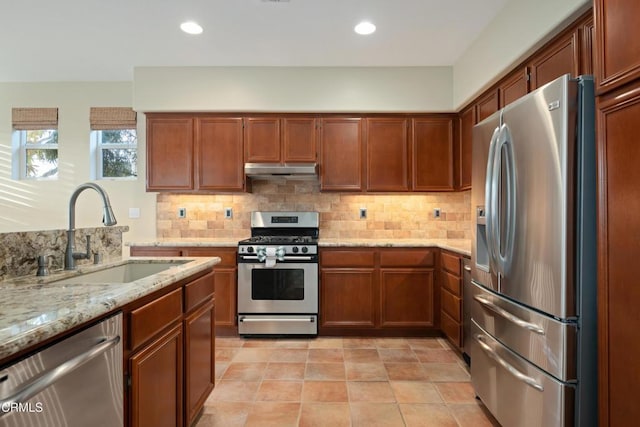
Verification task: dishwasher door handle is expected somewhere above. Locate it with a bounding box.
[0,334,120,415]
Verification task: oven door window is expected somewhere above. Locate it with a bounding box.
[252,268,304,300]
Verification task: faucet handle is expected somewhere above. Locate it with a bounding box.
[36,255,50,277]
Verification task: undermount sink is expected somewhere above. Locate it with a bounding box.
[51,260,189,285]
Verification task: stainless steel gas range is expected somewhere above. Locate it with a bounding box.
[237,211,319,336]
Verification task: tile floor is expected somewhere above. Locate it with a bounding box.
[197,336,500,427]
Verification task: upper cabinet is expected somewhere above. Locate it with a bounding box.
[500,67,530,108]
[529,29,579,90]
[476,90,499,123]
[197,117,244,191]
[244,116,317,164]
[457,106,475,191]
[595,0,640,94]
[412,117,455,191]
[366,118,410,192]
[147,116,194,191]
[320,118,363,191]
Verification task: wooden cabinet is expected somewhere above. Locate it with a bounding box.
[595,0,640,94]
[197,117,244,191]
[146,116,194,191]
[530,29,579,90]
[412,117,455,191]
[244,116,317,164]
[439,250,463,349]
[366,118,410,191]
[130,246,238,336]
[319,248,437,335]
[320,118,363,191]
[596,82,640,426]
[476,90,499,123]
[457,107,474,190]
[500,67,530,108]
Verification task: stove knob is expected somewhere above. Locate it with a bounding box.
[247,247,254,253]
[301,246,309,254]
[292,246,299,253]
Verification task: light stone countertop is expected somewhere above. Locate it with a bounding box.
[0,256,219,363]
[128,238,471,257]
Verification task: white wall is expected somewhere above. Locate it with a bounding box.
[0,82,157,244]
[453,0,591,109]
[133,66,454,112]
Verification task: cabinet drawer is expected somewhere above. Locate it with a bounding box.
[321,250,375,267]
[441,287,462,322]
[183,247,237,268]
[441,311,462,348]
[379,249,435,267]
[185,272,215,312]
[441,251,461,276]
[441,271,462,296]
[130,288,183,350]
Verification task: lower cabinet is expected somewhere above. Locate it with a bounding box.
[439,250,463,349]
[320,269,376,329]
[380,269,434,328]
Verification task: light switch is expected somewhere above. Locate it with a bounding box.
[128,208,140,218]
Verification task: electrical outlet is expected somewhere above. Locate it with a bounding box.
[178,207,187,218]
[359,208,367,219]
[434,208,441,218]
[224,207,233,219]
[128,207,140,219]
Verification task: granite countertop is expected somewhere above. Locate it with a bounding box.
[0,256,220,363]
[128,238,471,257]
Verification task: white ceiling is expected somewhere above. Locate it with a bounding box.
[0,0,509,82]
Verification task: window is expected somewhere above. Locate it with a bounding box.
[90,107,137,179]
[12,108,59,179]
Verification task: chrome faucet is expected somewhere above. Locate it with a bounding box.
[64,183,117,270]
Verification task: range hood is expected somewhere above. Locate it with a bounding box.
[244,163,318,180]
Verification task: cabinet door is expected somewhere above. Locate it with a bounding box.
[476,90,499,122]
[458,106,475,190]
[244,117,281,163]
[196,117,244,191]
[530,30,579,90]
[320,118,363,191]
[500,67,530,108]
[320,269,376,329]
[366,118,409,191]
[595,0,640,94]
[130,323,183,427]
[146,116,194,191]
[597,83,640,426]
[379,269,434,328]
[580,16,595,76]
[130,247,184,257]
[282,117,317,162]
[412,118,454,191]
[184,301,215,426]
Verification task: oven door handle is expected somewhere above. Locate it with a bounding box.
[238,316,316,323]
[239,256,315,262]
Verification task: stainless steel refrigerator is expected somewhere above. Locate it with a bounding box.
[470,74,597,427]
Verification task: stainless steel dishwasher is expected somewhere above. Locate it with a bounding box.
[0,312,123,426]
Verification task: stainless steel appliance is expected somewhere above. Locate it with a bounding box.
[0,312,123,426]
[470,74,597,427]
[237,211,319,335]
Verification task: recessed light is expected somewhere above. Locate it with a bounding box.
[354,21,376,35]
[180,21,203,35]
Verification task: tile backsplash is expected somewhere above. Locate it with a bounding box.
[0,226,129,281]
[157,181,471,240]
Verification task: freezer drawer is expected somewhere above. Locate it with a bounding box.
[471,320,575,427]
[471,280,577,382]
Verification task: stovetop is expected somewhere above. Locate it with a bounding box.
[239,235,318,245]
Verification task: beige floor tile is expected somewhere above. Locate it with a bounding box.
[345,362,389,381]
[399,403,458,427]
[269,348,309,362]
[384,363,429,381]
[256,380,303,401]
[448,402,501,427]
[215,362,229,380]
[308,337,344,348]
[378,348,419,363]
[302,380,349,402]
[305,363,346,380]
[308,348,344,363]
[264,362,306,380]
[243,338,281,348]
[435,382,477,403]
[200,401,252,426]
[244,402,301,427]
[276,339,310,349]
[413,348,461,363]
[343,338,377,349]
[222,362,268,381]
[406,338,443,350]
[233,348,275,362]
[216,337,245,348]
[344,348,381,363]
[350,402,405,427]
[215,348,241,362]
[299,403,351,427]
[209,380,260,402]
[348,381,396,402]
[375,338,411,349]
[421,363,470,382]
[390,381,443,403]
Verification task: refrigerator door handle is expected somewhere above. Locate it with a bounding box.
[495,125,517,275]
[474,295,545,335]
[474,333,545,392]
[485,125,501,276]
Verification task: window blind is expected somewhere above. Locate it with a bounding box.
[90,107,137,130]
[12,108,58,130]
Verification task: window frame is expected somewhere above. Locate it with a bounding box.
[17,129,59,180]
[93,129,138,180]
